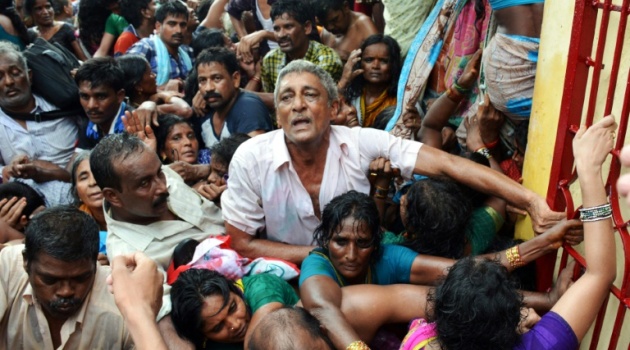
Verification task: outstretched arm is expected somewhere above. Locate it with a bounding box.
[550,115,617,341]
[414,145,564,234]
[226,222,312,264]
[341,284,430,342]
[409,218,580,284]
[200,0,228,29]
[300,275,364,349]
[3,155,71,183]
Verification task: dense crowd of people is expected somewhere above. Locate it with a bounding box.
[0,0,622,349]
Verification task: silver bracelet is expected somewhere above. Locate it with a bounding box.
[579,203,612,222]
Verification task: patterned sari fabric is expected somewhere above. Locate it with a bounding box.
[430,0,492,122]
[360,90,397,127]
[388,0,492,142]
[400,312,578,350]
[387,0,458,139]
[482,33,540,120]
[399,318,438,350]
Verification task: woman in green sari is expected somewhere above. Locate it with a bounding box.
[170,269,299,350]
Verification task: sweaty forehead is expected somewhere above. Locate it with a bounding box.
[201,293,232,327]
[278,72,325,93]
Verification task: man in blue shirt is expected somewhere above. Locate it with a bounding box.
[194,46,273,148]
[75,57,128,151]
[127,0,193,92]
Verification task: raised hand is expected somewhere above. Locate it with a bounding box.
[169,161,201,183]
[0,197,27,229]
[123,110,157,153]
[456,48,482,90]
[338,49,364,90]
[108,252,164,321]
[573,115,616,170]
[368,157,396,190]
[237,31,265,65]
[192,90,208,117]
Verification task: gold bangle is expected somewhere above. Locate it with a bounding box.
[506,245,524,269]
[375,185,389,191]
[347,340,370,350]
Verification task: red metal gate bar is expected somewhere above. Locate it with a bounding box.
[603,0,629,115]
[584,0,612,124]
[546,0,597,211]
[542,0,630,348]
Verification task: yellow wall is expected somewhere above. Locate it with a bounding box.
[521,0,630,348]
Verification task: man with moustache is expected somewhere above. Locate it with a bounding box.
[89,132,224,346]
[75,57,129,151]
[75,57,162,151]
[260,0,343,93]
[222,60,564,265]
[0,42,77,206]
[195,47,272,148]
[114,0,157,56]
[0,206,133,349]
[127,0,194,91]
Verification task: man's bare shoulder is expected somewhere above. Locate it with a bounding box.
[320,29,335,47]
[353,13,378,36]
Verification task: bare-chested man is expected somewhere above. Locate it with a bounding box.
[314,0,378,62]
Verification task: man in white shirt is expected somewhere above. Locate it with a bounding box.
[0,42,77,206]
[90,132,224,348]
[222,59,564,264]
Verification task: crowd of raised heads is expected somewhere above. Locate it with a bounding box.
[0,0,622,349]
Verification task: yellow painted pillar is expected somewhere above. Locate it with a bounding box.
[515,0,575,241]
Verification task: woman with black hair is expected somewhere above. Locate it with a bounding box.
[154,113,208,166]
[117,54,193,117]
[400,116,617,350]
[25,0,87,60]
[170,268,299,350]
[0,0,30,49]
[337,34,401,127]
[299,189,578,349]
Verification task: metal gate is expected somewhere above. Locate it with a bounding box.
[543,0,630,348]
